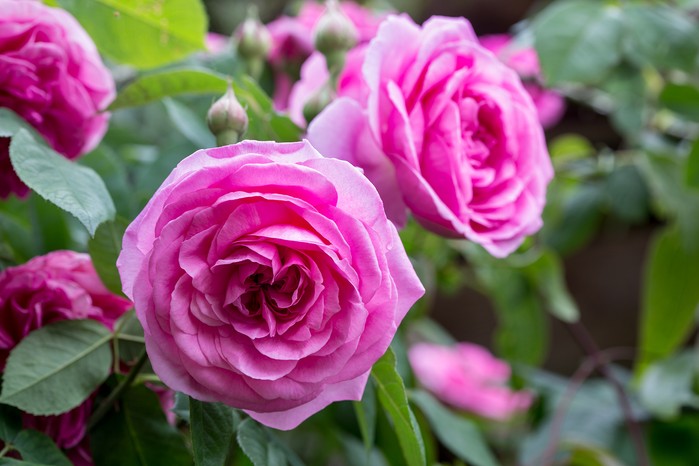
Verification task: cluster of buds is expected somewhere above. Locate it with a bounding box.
[207,84,248,146]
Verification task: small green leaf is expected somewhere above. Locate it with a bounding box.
[90,385,191,466]
[190,398,239,466]
[0,320,112,416]
[12,430,71,466]
[0,109,27,138]
[0,405,22,443]
[684,139,699,190]
[639,351,699,419]
[353,381,377,452]
[371,349,426,466]
[533,0,624,85]
[605,165,650,225]
[163,98,215,148]
[526,250,579,323]
[171,392,190,422]
[9,129,115,236]
[638,227,699,373]
[410,390,499,466]
[659,83,699,122]
[236,418,305,466]
[110,69,228,110]
[88,218,129,295]
[57,0,207,69]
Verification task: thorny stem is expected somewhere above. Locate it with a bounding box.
[565,322,650,466]
[88,348,148,431]
[536,347,636,466]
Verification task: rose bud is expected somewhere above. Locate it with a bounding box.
[206,85,249,146]
[313,0,359,75]
[235,6,272,78]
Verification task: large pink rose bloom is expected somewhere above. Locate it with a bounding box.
[408,342,532,421]
[0,251,132,463]
[308,16,553,257]
[267,1,384,110]
[117,140,424,430]
[0,0,115,199]
[479,34,565,129]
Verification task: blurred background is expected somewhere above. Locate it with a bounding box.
[203,0,649,376]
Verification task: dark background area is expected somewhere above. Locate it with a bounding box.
[203,0,650,375]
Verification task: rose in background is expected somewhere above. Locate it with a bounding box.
[0,251,132,464]
[309,15,553,257]
[287,45,367,126]
[480,34,565,129]
[266,0,385,110]
[0,0,115,199]
[117,140,424,430]
[409,342,532,421]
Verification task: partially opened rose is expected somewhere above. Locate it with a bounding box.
[0,0,115,198]
[408,342,532,420]
[117,140,424,430]
[0,250,132,464]
[308,15,553,257]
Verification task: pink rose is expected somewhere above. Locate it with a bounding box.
[479,34,565,128]
[408,342,533,420]
[267,1,385,110]
[0,250,132,463]
[117,140,424,430]
[287,45,368,126]
[308,16,553,257]
[0,0,115,198]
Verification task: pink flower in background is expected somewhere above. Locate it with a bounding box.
[0,250,132,463]
[479,34,565,129]
[267,1,385,110]
[308,15,553,257]
[408,342,533,420]
[118,140,424,430]
[0,0,115,198]
[287,45,368,126]
[205,32,229,53]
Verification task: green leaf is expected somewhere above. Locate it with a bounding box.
[684,139,699,190]
[0,405,21,443]
[88,218,129,295]
[190,398,239,466]
[57,0,207,69]
[236,418,305,466]
[605,165,649,225]
[0,460,55,466]
[163,98,215,148]
[90,385,191,466]
[659,83,699,122]
[9,129,115,236]
[171,392,190,423]
[353,380,377,452]
[0,108,27,138]
[649,413,699,466]
[371,349,426,466]
[639,351,699,419]
[410,390,499,466]
[12,430,71,466]
[532,0,623,85]
[638,227,699,372]
[622,4,699,72]
[0,320,112,416]
[566,442,626,466]
[602,65,646,138]
[543,183,606,255]
[111,69,228,110]
[526,250,579,323]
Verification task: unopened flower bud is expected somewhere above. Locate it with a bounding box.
[235,8,272,61]
[314,1,358,59]
[303,84,334,124]
[207,85,248,146]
